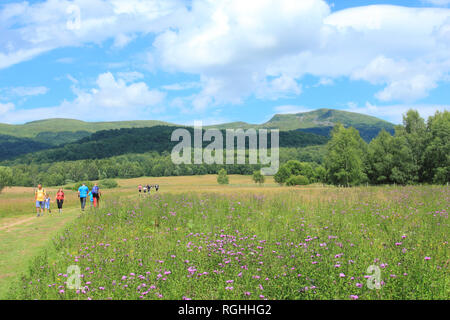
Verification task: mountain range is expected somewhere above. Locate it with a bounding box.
[0,109,396,161]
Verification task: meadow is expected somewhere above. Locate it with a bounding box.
[2,178,448,300]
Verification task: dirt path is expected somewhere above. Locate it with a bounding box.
[0,208,80,298]
[0,216,37,231]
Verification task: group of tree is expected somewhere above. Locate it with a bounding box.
[3,126,327,165]
[0,166,13,193]
[274,110,449,187]
[274,160,326,186]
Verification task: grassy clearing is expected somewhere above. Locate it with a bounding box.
[5,184,449,300]
[0,175,317,298]
[0,208,81,297]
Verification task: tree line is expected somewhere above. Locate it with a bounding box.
[275,110,449,186]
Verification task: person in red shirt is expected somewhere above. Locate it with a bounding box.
[56,188,65,214]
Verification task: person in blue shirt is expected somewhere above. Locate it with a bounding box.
[77,183,89,211]
[88,191,94,209]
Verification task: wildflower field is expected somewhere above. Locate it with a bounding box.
[6,185,449,300]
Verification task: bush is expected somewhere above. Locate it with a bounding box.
[217,169,229,185]
[252,171,265,184]
[0,166,13,194]
[286,175,310,186]
[69,181,94,191]
[99,179,118,189]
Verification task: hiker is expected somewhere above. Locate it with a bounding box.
[143,185,147,194]
[35,184,46,217]
[155,184,159,192]
[44,193,52,214]
[88,190,94,208]
[138,184,142,196]
[92,183,101,208]
[147,184,151,196]
[56,188,65,214]
[77,183,89,211]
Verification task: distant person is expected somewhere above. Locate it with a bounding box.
[78,183,89,211]
[147,184,151,196]
[44,193,52,214]
[138,184,142,196]
[56,188,65,214]
[143,185,147,194]
[35,184,46,217]
[155,184,159,192]
[91,183,101,208]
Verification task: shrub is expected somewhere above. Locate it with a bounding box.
[217,169,229,185]
[252,171,265,184]
[69,181,94,191]
[286,175,310,186]
[99,179,118,189]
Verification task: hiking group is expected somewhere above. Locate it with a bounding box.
[138,183,159,196]
[78,183,101,211]
[34,183,102,217]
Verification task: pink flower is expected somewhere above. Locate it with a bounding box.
[356,283,363,288]
[339,273,345,278]
[424,256,431,261]
[350,295,359,300]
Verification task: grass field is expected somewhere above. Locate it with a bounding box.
[1,176,448,300]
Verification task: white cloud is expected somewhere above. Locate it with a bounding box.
[10,86,49,97]
[0,72,166,123]
[116,71,145,83]
[0,86,49,101]
[423,0,450,6]
[154,0,329,106]
[0,0,186,69]
[0,102,15,115]
[1,0,450,113]
[274,105,314,114]
[162,82,201,91]
[113,33,136,48]
[341,102,449,124]
[152,2,450,107]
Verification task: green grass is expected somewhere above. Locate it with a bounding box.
[6,185,449,300]
[0,208,80,298]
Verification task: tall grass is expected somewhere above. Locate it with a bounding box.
[7,186,449,300]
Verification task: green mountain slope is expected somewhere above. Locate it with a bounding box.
[4,126,328,164]
[208,109,395,141]
[0,109,395,147]
[0,119,175,139]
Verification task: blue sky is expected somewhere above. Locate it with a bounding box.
[0,0,449,125]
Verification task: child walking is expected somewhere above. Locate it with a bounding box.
[44,193,52,214]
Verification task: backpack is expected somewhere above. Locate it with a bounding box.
[92,186,99,194]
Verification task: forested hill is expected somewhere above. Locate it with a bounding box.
[1,109,395,142]
[4,126,328,164]
[0,109,396,160]
[0,118,174,139]
[206,109,395,142]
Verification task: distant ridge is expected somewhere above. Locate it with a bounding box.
[0,108,395,143]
